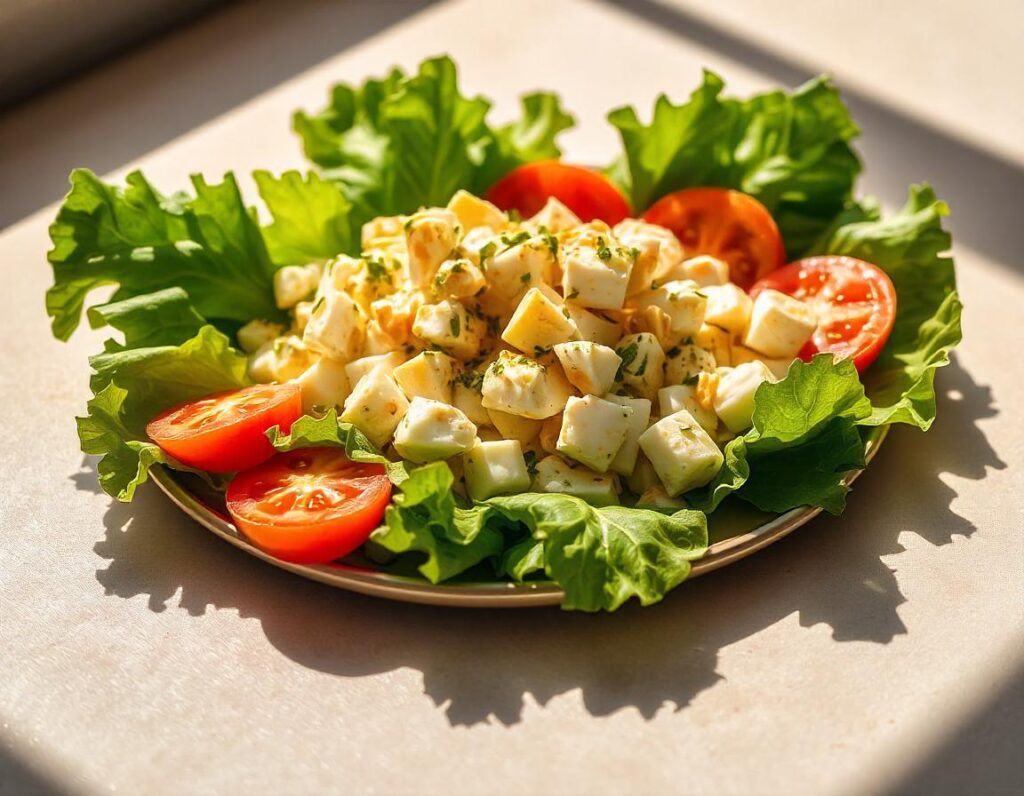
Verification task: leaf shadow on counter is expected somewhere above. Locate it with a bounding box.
[83,360,1003,727]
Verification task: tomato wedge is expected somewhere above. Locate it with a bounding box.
[226,448,392,564]
[486,161,631,225]
[146,383,301,473]
[750,256,897,372]
[642,187,785,288]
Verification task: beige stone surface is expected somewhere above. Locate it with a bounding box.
[1,1,1021,793]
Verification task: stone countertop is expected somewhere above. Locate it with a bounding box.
[1,1,1021,793]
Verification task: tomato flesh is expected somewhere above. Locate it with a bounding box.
[750,256,897,372]
[642,187,785,288]
[146,383,302,473]
[226,448,392,565]
[486,161,631,225]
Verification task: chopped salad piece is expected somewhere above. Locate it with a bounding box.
[238,192,834,503]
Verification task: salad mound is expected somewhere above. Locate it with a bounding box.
[48,56,962,611]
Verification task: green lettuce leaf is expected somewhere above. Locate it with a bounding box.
[371,463,508,583]
[77,325,250,501]
[471,91,575,195]
[607,70,861,255]
[265,410,408,483]
[809,184,962,429]
[47,169,282,341]
[87,287,205,351]
[690,355,871,513]
[293,55,574,218]
[254,170,357,265]
[489,494,708,611]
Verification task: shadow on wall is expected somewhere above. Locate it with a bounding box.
[80,360,1004,727]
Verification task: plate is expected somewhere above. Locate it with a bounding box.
[149,425,888,608]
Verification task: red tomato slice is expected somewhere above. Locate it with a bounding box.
[642,187,785,288]
[146,383,302,473]
[226,448,392,565]
[486,161,631,225]
[750,256,897,372]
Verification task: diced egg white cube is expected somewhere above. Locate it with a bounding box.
[680,255,730,287]
[463,439,532,501]
[556,395,634,472]
[702,283,753,335]
[393,351,456,403]
[303,289,366,362]
[412,300,482,360]
[531,455,619,506]
[502,288,580,354]
[615,332,665,399]
[631,280,707,339]
[344,351,407,389]
[237,319,285,354]
[552,341,621,396]
[564,302,621,347]
[340,369,410,450]
[713,360,775,433]
[744,289,817,359]
[604,393,653,476]
[639,409,725,496]
[446,190,507,233]
[561,243,632,310]
[486,408,542,445]
[404,208,458,288]
[273,263,321,309]
[658,384,717,435]
[484,236,557,302]
[664,343,717,384]
[481,351,574,419]
[295,356,351,412]
[528,196,582,233]
[392,397,477,463]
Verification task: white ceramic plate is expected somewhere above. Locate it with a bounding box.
[150,426,887,607]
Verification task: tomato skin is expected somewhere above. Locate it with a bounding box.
[642,187,785,288]
[146,383,302,473]
[750,256,897,372]
[226,448,392,565]
[486,161,631,224]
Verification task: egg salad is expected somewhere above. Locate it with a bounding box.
[235,190,818,506]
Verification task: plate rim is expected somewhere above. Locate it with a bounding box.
[149,425,888,608]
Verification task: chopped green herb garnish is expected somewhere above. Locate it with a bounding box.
[450,315,461,337]
[595,236,612,261]
[566,288,580,300]
[666,346,681,359]
[635,355,649,377]
[520,271,532,284]
[683,374,700,386]
[499,230,531,251]
[614,341,640,381]
[523,449,538,477]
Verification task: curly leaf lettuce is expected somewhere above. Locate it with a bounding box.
[489,495,707,611]
[87,287,206,352]
[293,55,574,218]
[78,326,249,501]
[607,70,861,256]
[47,170,283,341]
[809,184,962,429]
[690,355,871,513]
[254,170,356,266]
